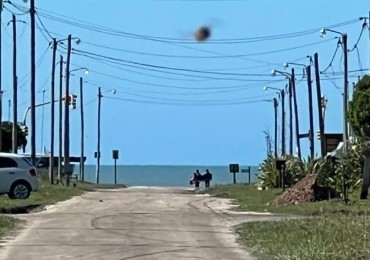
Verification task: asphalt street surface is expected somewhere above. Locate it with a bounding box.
[0,187,282,260]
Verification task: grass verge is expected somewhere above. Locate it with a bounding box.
[0,216,20,239]
[206,183,370,259]
[206,183,370,215]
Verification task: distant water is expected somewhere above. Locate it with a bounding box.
[74,165,259,187]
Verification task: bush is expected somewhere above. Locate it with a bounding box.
[258,154,304,189]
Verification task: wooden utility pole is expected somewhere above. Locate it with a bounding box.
[314,53,325,157]
[343,33,349,204]
[288,81,293,156]
[40,89,45,153]
[49,38,57,185]
[343,34,348,150]
[30,0,36,165]
[64,34,72,186]
[80,77,85,181]
[58,55,63,183]
[306,65,315,159]
[12,14,17,154]
[291,68,301,159]
[273,97,278,158]
[8,99,10,122]
[281,89,285,156]
[96,87,102,184]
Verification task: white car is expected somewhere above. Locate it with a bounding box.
[0,153,39,199]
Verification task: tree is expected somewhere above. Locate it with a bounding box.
[348,75,370,139]
[348,75,370,199]
[1,121,28,152]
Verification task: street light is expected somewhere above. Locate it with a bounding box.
[284,61,315,159]
[320,27,349,203]
[50,36,80,184]
[63,34,81,186]
[320,28,348,155]
[70,67,89,75]
[264,86,284,158]
[66,66,89,183]
[272,69,301,159]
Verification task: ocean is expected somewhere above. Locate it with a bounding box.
[74,165,260,187]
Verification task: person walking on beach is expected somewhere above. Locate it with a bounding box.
[204,169,212,188]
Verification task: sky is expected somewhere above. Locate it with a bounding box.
[0,0,369,166]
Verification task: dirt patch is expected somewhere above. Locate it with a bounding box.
[0,204,45,214]
[271,174,336,205]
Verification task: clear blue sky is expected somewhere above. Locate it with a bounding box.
[1,0,369,165]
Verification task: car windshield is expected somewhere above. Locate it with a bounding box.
[22,157,34,167]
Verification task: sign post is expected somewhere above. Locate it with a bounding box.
[275,159,286,190]
[229,164,239,184]
[241,166,251,184]
[112,150,119,184]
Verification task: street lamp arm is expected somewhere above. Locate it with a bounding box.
[23,100,59,125]
[271,69,291,78]
[264,86,282,92]
[320,28,346,37]
[284,62,307,69]
[22,107,31,125]
[56,37,81,45]
[69,67,89,74]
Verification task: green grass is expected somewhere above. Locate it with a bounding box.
[0,174,126,240]
[206,184,370,259]
[237,215,370,260]
[206,183,370,215]
[0,216,20,239]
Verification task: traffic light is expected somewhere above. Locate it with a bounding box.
[317,130,321,140]
[69,94,77,109]
[321,96,327,108]
[20,124,29,136]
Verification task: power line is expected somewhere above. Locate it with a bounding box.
[73,51,277,81]
[104,95,274,106]
[84,77,276,94]
[34,8,360,44]
[321,40,340,73]
[72,48,273,77]
[82,37,336,59]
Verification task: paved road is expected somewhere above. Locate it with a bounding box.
[0,187,279,260]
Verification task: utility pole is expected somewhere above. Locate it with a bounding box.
[314,53,325,157]
[49,38,57,185]
[285,61,314,158]
[12,14,17,154]
[58,55,63,183]
[64,34,72,186]
[0,0,3,152]
[30,0,36,165]
[281,89,285,156]
[343,33,349,204]
[288,81,293,156]
[273,97,278,158]
[8,99,10,122]
[306,65,315,158]
[80,77,84,181]
[96,87,102,184]
[40,89,45,153]
[343,33,348,152]
[291,68,301,159]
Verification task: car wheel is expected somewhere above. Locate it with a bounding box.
[8,181,31,199]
